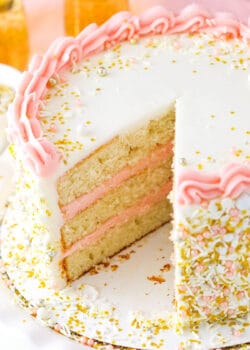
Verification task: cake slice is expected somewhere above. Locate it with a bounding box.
[59,109,175,281]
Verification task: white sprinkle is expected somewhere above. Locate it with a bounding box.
[97,66,108,77]
[179,158,187,166]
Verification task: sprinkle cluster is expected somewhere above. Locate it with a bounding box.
[175,194,250,331]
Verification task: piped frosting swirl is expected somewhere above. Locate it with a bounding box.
[177,162,250,205]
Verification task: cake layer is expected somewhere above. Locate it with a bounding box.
[62,142,173,221]
[57,109,175,207]
[61,154,172,249]
[63,198,172,282]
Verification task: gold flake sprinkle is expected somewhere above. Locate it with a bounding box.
[130,38,138,45]
[48,77,57,87]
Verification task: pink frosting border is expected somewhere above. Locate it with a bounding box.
[177,162,250,205]
[8,4,250,204]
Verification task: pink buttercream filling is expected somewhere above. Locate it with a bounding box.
[61,181,172,260]
[62,142,173,221]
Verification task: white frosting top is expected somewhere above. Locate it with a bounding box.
[39,33,250,178]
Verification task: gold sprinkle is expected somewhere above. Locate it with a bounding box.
[48,77,57,87]
[38,280,46,288]
[230,126,236,131]
[130,38,138,45]
[235,149,243,157]
[197,163,203,170]
[8,144,16,157]
[208,40,215,46]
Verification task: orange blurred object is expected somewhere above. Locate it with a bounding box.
[0,0,29,70]
[65,0,129,36]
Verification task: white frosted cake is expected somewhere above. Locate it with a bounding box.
[1,4,249,340]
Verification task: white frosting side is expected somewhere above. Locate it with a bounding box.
[40,34,249,176]
[0,64,21,220]
[0,151,15,221]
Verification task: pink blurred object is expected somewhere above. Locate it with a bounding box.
[129,0,250,23]
[22,0,65,56]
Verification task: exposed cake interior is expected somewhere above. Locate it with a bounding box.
[58,106,175,282]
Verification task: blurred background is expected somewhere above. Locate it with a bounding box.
[1,0,250,71]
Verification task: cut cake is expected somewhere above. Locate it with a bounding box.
[1,5,250,332]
